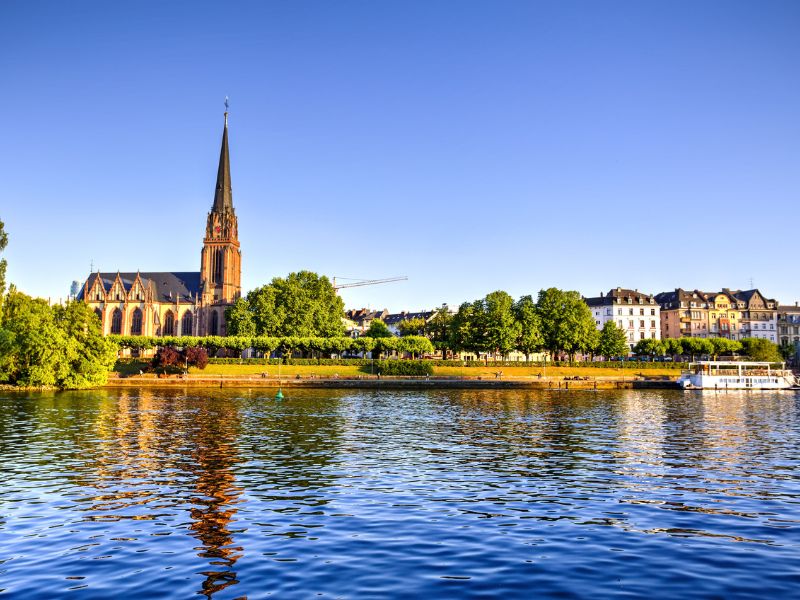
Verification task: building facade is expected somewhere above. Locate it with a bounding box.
[705,290,743,339]
[778,303,800,346]
[584,288,661,349]
[78,111,242,337]
[656,288,777,341]
[731,289,778,341]
[778,303,800,363]
[655,289,710,339]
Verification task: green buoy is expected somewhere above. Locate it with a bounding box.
[275,388,284,400]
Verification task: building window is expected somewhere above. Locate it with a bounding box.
[213,248,224,284]
[111,309,122,334]
[210,310,219,336]
[130,308,143,335]
[181,311,193,336]
[164,311,175,336]
[94,308,102,325]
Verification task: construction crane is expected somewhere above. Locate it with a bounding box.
[332,276,408,291]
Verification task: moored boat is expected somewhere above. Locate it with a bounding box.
[678,361,798,390]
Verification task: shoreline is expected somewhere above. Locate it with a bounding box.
[103,375,680,390]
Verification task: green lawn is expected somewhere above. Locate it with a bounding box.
[115,360,678,380]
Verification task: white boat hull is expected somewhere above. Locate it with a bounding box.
[678,374,795,390]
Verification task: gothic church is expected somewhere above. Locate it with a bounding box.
[78,111,242,337]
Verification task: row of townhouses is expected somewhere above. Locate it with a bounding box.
[585,287,799,349]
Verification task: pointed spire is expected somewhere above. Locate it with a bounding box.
[213,98,233,212]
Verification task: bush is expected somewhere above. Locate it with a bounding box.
[370,360,434,376]
[185,346,209,370]
[152,346,182,373]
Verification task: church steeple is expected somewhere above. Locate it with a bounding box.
[200,100,242,335]
[212,100,233,213]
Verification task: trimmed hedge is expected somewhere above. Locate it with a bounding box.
[201,357,682,369]
[371,360,434,376]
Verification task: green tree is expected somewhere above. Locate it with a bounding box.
[449,301,484,356]
[709,337,742,359]
[397,317,427,337]
[740,337,783,362]
[664,337,683,359]
[633,338,665,358]
[598,321,629,359]
[427,306,453,358]
[228,271,345,337]
[225,298,256,336]
[536,288,599,361]
[681,337,714,360]
[53,300,118,388]
[513,295,543,359]
[364,319,392,338]
[779,341,796,362]
[0,291,116,388]
[397,335,434,359]
[0,219,7,311]
[483,290,520,359]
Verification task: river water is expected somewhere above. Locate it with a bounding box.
[0,388,798,598]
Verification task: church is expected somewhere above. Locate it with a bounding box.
[78,110,242,337]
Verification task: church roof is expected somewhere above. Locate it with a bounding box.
[78,272,201,303]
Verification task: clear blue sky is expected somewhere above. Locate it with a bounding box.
[2,1,799,310]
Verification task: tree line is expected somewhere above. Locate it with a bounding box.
[409,288,605,361]
[632,336,785,363]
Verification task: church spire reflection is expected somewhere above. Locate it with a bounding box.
[186,401,244,598]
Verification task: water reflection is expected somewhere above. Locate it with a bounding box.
[0,388,798,599]
[185,400,243,598]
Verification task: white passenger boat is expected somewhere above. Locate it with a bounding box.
[678,361,798,390]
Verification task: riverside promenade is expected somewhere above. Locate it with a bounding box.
[105,373,680,390]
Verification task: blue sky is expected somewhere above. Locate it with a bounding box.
[2,1,799,310]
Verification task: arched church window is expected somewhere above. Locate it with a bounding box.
[181,311,193,336]
[164,311,175,336]
[94,308,103,324]
[110,309,122,334]
[131,308,143,335]
[210,310,219,336]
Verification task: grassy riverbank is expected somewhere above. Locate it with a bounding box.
[114,360,678,380]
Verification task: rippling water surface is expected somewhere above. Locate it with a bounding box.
[1,388,799,598]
